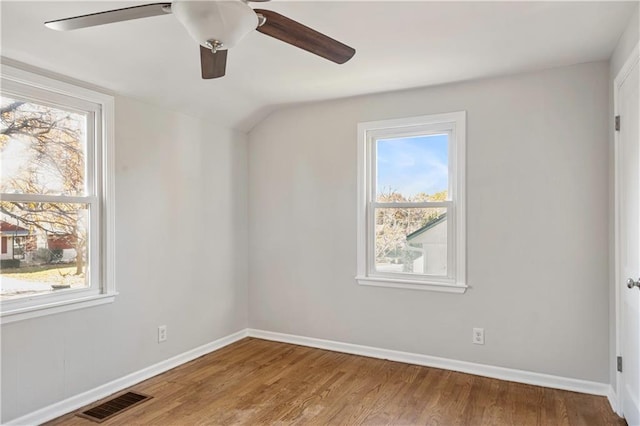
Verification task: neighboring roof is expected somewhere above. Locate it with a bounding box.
[0,221,29,236]
[47,234,76,250]
[406,213,447,241]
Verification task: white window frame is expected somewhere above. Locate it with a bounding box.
[0,64,116,323]
[356,111,467,293]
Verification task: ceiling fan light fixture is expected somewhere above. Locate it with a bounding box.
[43,1,355,80]
[172,0,258,50]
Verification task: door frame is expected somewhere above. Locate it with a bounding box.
[614,40,640,417]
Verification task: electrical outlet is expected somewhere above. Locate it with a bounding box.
[158,325,167,343]
[473,327,484,345]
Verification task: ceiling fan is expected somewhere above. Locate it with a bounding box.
[44,0,356,79]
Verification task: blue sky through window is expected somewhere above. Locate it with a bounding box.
[376,134,448,199]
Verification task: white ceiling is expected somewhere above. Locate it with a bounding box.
[1,1,636,131]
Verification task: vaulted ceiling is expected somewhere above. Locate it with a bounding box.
[1,1,636,131]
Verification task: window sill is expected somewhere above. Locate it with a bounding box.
[1,292,117,325]
[356,276,468,293]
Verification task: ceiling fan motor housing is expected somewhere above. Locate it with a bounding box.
[172,0,258,50]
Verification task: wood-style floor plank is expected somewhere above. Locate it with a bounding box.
[45,338,625,426]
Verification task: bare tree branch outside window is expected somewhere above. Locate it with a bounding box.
[1,97,89,299]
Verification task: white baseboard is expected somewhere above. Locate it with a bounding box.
[5,329,248,426]
[247,329,611,397]
[607,385,621,416]
[5,328,617,425]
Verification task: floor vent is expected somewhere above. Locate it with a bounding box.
[77,391,152,423]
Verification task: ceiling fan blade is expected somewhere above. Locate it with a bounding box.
[45,3,172,31]
[200,46,228,79]
[254,9,355,64]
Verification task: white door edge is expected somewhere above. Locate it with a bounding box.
[614,40,640,419]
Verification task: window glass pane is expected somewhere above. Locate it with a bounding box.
[0,202,89,301]
[0,95,88,196]
[374,207,447,276]
[376,134,448,202]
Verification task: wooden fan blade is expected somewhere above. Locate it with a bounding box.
[200,46,228,79]
[254,9,355,64]
[45,3,172,31]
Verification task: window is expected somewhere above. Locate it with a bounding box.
[0,65,115,323]
[356,112,466,293]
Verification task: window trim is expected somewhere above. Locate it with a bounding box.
[0,64,116,323]
[356,111,467,293]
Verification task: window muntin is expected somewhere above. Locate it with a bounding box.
[357,112,466,292]
[0,65,114,321]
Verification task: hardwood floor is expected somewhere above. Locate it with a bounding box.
[47,338,624,426]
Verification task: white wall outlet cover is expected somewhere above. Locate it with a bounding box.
[473,327,485,345]
[158,325,167,343]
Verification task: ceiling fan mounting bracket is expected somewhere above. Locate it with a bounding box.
[205,39,224,54]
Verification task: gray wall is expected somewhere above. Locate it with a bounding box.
[1,96,249,422]
[1,57,620,423]
[609,4,640,391]
[248,61,611,383]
